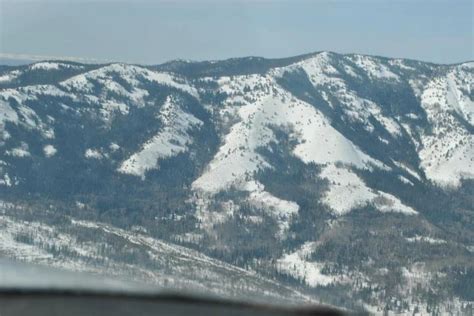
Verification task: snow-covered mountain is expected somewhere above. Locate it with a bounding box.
[1,52,473,314]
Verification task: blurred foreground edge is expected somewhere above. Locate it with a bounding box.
[0,260,348,315]
[0,290,346,316]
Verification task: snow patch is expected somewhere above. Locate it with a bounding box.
[320,164,417,215]
[374,192,417,215]
[277,242,339,287]
[320,165,377,215]
[0,70,21,83]
[398,175,414,186]
[6,142,30,157]
[85,148,104,159]
[351,55,399,81]
[43,144,57,157]
[245,181,299,234]
[393,161,422,181]
[0,99,19,130]
[30,62,82,71]
[0,173,12,187]
[405,235,447,245]
[109,143,120,152]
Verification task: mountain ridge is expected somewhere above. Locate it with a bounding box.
[0,51,473,314]
[4,50,472,77]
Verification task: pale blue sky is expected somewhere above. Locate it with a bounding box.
[0,0,472,64]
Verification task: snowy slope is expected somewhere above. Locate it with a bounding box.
[417,63,474,186]
[192,53,423,220]
[118,95,203,178]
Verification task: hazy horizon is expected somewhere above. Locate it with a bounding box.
[1,0,473,65]
[1,49,474,67]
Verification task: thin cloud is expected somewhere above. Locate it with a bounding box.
[0,53,110,64]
